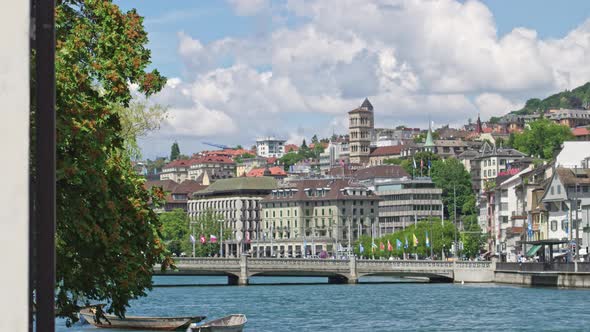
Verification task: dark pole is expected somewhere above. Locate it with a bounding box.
[35,0,56,331]
[454,185,457,258]
[575,166,580,261]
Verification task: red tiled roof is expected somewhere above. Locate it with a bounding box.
[266,157,278,164]
[193,155,235,164]
[482,127,493,133]
[309,142,329,149]
[572,127,590,136]
[247,166,287,177]
[285,144,299,152]
[163,159,192,169]
[370,145,402,157]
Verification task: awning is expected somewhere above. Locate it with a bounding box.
[526,244,542,257]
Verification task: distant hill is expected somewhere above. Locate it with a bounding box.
[511,82,590,115]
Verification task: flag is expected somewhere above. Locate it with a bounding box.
[200,235,206,244]
[379,241,385,251]
[210,234,218,243]
[425,231,430,248]
[190,234,196,244]
[387,240,393,251]
[340,159,345,167]
[396,239,402,250]
[413,233,419,247]
[413,157,417,169]
[428,159,432,169]
[420,159,424,169]
[245,232,251,244]
[404,236,409,249]
[371,240,377,252]
[359,243,365,253]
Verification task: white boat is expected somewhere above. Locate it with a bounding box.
[186,314,247,332]
[79,307,206,330]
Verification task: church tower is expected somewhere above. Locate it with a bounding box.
[348,98,374,165]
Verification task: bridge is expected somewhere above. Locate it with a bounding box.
[156,257,495,285]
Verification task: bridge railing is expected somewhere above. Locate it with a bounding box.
[496,262,590,272]
[249,258,348,268]
[174,257,240,265]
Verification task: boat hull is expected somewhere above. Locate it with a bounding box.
[189,314,247,332]
[79,309,205,331]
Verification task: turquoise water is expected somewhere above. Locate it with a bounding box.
[56,276,590,331]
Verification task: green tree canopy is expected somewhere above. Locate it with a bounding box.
[113,101,167,160]
[170,141,180,161]
[509,118,573,159]
[355,220,456,259]
[51,0,171,323]
[160,209,191,256]
[430,158,475,219]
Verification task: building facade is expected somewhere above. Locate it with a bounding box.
[319,138,350,173]
[256,137,287,158]
[188,156,236,181]
[159,159,191,182]
[188,177,278,257]
[368,145,402,166]
[348,98,374,165]
[258,179,380,258]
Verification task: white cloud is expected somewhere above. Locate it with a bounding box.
[474,93,524,120]
[140,0,590,157]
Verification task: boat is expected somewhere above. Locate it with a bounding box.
[186,314,247,332]
[79,307,206,330]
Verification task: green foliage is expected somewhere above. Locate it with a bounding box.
[513,82,590,115]
[191,211,231,257]
[488,116,501,124]
[113,101,167,160]
[51,0,171,323]
[311,135,319,143]
[170,142,180,161]
[145,157,167,176]
[430,158,475,219]
[510,118,573,159]
[279,152,304,170]
[461,215,486,258]
[354,220,457,259]
[234,152,255,164]
[160,209,191,256]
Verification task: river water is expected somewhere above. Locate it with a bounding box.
[56,276,590,331]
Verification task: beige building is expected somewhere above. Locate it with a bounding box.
[159,159,191,182]
[188,155,236,181]
[369,145,402,166]
[349,98,374,165]
[258,179,380,258]
[188,177,278,257]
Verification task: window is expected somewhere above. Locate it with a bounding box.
[551,186,554,195]
[561,220,569,232]
[557,185,561,195]
[551,220,558,231]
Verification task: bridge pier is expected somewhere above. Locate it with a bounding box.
[227,275,249,286]
[327,276,357,284]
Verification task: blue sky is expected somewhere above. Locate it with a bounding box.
[113,0,590,159]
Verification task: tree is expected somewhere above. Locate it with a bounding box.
[192,211,230,257]
[311,134,319,143]
[279,152,304,170]
[301,139,308,149]
[160,209,191,256]
[355,219,457,259]
[49,0,171,324]
[430,158,474,220]
[113,101,167,160]
[170,142,181,161]
[510,118,573,159]
[461,215,486,258]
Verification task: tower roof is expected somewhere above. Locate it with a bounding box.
[361,98,373,111]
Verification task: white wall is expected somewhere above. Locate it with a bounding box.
[0,2,30,331]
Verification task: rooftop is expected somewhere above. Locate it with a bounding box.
[370,145,402,156]
[193,176,278,197]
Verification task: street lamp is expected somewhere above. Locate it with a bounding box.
[217,219,224,257]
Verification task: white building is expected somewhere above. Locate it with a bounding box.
[256,137,286,158]
[319,138,349,173]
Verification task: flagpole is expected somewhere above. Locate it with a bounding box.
[219,219,224,258]
[192,224,196,257]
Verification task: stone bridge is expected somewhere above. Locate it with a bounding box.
[156,257,494,285]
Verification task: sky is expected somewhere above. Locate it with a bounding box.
[114,0,590,159]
